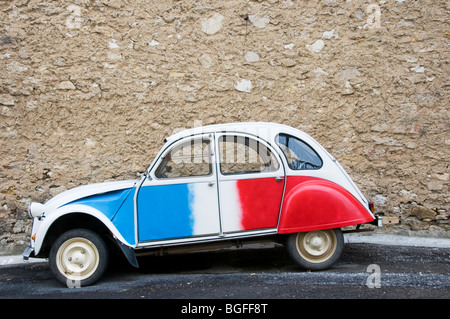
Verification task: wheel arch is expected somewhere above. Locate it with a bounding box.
[34,205,133,258]
[36,213,113,258]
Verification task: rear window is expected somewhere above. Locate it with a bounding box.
[276,134,323,170]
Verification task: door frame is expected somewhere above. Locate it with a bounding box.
[135,133,221,247]
[214,132,286,235]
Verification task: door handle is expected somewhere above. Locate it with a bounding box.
[208,182,215,187]
[275,176,284,182]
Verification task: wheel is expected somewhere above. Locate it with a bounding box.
[286,228,344,271]
[49,228,109,287]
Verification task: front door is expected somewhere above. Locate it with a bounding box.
[216,134,285,233]
[137,135,220,242]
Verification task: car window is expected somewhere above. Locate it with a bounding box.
[219,135,279,175]
[155,138,212,178]
[276,134,323,170]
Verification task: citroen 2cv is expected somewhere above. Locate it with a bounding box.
[24,122,381,286]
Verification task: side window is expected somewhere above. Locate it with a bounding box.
[219,135,279,175]
[276,134,323,170]
[155,138,212,178]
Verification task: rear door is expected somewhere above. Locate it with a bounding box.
[216,134,285,234]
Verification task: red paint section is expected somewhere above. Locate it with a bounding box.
[236,178,284,231]
[278,176,374,233]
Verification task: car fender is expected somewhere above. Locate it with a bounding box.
[278,178,374,234]
[33,204,134,255]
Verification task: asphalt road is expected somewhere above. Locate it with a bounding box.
[0,242,448,302]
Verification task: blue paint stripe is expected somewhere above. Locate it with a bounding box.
[67,189,132,220]
[111,188,136,245]
[137,184,194,241]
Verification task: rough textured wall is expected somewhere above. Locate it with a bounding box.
[0,0,449,253]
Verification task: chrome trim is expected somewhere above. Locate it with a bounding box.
[22,246,34,261]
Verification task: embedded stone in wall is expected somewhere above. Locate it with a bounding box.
[314,67,328,77]
[284,43,295,50]
[428,181,443,191]
[201,13,224,35]
[169,71,185,78]
[108,39,119,49]
[6,61,28,73]
[85,138,96,147]
[372,136,402,146]
[341,68,362,80]
[249,15,270,28]
[107,51,122,61]
[0,94,15,106]
[410,206,437,221]
[342,81,354,95]
[244,51,259,63]
[199,54,214,68]
[280,58,297,67]
[25,100,37,110]
[372,194,387,206]
[410,66,426,73]
[306,39,324,53]
[235,79,252,93]
[322,29,339,39]
[57,81,76,90]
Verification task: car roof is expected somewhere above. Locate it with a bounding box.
[164,122,312,145]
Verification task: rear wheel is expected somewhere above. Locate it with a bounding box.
[49,228,109,287]
[286,228,344,271]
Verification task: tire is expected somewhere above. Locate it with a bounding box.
[286,228,344,271]
[49,228,109,287]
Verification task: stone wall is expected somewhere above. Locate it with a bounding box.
[0,0,449,253]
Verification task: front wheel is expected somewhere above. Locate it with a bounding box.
[49,228,109,287]
[286,228,344,271]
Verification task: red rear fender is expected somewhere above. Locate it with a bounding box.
[278,177,374,234]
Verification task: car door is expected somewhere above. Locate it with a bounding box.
[137,134,220,242]
[216,133,285,234]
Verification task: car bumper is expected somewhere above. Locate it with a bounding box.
[22,245,35,261]
[369,215,383,227]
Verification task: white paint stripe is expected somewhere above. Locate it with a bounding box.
[189,183,220,235]
[219,181,242,232]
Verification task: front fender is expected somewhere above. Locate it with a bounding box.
[278,179,374,234]
[32,204,134,255]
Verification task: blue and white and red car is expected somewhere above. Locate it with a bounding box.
[24,122,381,286]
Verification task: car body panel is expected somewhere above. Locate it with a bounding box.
[43,180,137,214]
[278,176,374,233]
[137,182,221,242]
[111,187,137,246]
[219,178,284,233]
[65,188,133,221]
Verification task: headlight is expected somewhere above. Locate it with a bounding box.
[28,202,45,219]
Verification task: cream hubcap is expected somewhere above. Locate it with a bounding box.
[296,230,337,263]
[56,237,99,281]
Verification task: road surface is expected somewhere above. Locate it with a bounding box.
[0,242,448,302]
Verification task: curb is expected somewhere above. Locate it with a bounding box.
[0,255,47,267]
[344,233,450,248]
[1,234,449,267]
